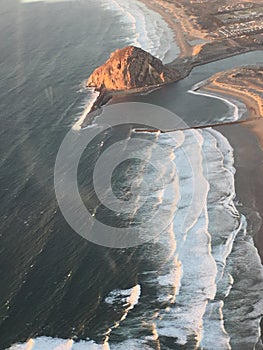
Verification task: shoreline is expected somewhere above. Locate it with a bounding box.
[82,0,263,126]
[203,83,262,118]
[213,120,263,345]
[82,46,262,127]
[82,0,263,268]
[188,85,247,122]
[194,65,263,266]
[205,83,259,115]
[216,119,263,265]
[136,0,193,59]
[103,0,180,63]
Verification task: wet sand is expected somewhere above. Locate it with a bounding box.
[215,118,263,340]
[130,0,263,265]
[138,0,193,58]
[202,80,263,119]
[196,72,263,261]
[217,120,263,264]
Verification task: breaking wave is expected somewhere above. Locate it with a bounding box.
[9,128,263,349]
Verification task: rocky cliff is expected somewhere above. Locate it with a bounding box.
[87,46,179,91]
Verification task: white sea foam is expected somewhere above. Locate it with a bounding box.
[8,337,158,350]
[105,284,141,307]
[8,337,153,350]
[8,127,263,349]
[8,337,104,350]
[72,89,100,131]
[98,128,263,348]
[90,128,235,347]
[189,83,247,122]
[146,130,217,347]
[99,0,180,63]
[73,0,180,130]
[198,129,240,349]
[104,284,141,345]
[13,0,263,349]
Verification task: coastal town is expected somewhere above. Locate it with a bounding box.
[86,0,263,119]
[175,1,263,41]
[116,0,262,126]
[1,0,263,349]
[174,0,263,122]
[136,0,263,70]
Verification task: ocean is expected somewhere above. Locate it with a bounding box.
[1,0,263,349]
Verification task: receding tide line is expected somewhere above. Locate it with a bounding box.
[188,86,246,122]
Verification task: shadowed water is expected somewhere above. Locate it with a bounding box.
[1,1,263,349]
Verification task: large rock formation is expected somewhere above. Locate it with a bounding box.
[87,46,179,91]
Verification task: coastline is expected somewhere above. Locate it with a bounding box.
[191,66,263,264]
[188,85,247,122]
[82,46,263,127]
[81,0,263,267]
[202,84,259,118]
[81,0,263,126]
[204,84,262,118]
[213,119,263,346]
[244,118,263,264]
[189,68,263,265]
[101,0,180,63]
[93,0,263,290]
[216,119,263,264]
[136,0,193,58]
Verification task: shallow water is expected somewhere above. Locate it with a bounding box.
[111,50,263,127]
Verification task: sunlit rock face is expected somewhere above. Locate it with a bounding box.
[87,46,179,91]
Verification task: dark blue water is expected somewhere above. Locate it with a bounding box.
[0,1,138,348]
[1,1,263,349]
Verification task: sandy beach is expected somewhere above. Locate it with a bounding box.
[203,83,262,119]
[200,67,263,119]
[216,120,263,264]
[135,0,263,263]
[87,0,263,346]
[85,0,263,123]
[137,0,263,67]
[192,66,263,263]
[2,0,263,348]
[238,119,263,262]
[138,0,194,58]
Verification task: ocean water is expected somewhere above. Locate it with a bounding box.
[1,0,263,349]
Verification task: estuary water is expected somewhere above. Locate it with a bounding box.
[1,0,263,349]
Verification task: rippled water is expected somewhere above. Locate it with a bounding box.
[2,0,263,349]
